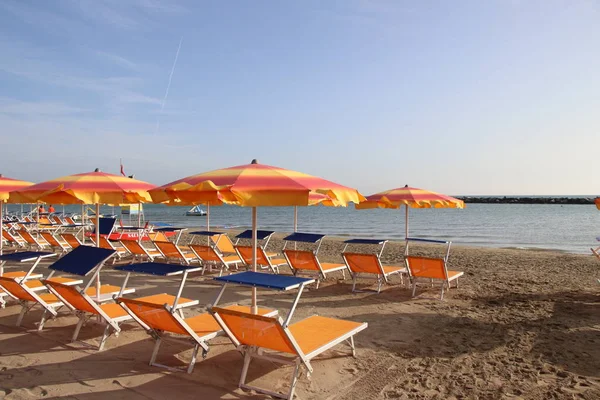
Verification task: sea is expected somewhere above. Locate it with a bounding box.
[6,202,600,254]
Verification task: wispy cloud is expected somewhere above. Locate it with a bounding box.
[0,98,87,116]
[96,51,138,70]
[63,0,186,30]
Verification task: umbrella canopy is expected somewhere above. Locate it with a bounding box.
[0,174,35,255]
[356,185,464,238]
[356,185,465,210]
[151,159,364,311]
[149,160,364,207]
[0,174,34,202]
[10,170,155,205]
[11,170,156,248]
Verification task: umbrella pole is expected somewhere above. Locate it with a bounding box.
[95,203,100,248]
[81,204,86,244]
[207,203,210,230]
[0,201,3,256]
[293,206,298,250]
[405,204,409,239]
[251,206,258,314]
[137,202,141,227]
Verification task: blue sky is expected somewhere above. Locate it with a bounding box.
[1,0,599,195]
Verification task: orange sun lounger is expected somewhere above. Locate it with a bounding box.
[188,244,241,276]
[211,307,368,400]
[44,280,132,350]
[118,298,277,373]
[153,240,196,264]
[120,239,162,263]
[404,238,463,300]
[342,252,406,293]
[283,249,346,288]
[235,245,288,274]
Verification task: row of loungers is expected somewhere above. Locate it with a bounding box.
[2,226,464,300]
[0,246,367,399]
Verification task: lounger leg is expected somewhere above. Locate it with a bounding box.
[177,308,185,319]
[440,282,445,301]
[16,302,29,327]
[239,349,252,388]
[72,316,86,342]
[411,281,417,298]
[98,324,112,351]
[352,273,357,293]
[38,310,49,331]
[376,276,382,294]
[150,337,162,367]
[188,344,200,374]
[287,363,301,400]
[349,336,356,357]
[455,278,459,288]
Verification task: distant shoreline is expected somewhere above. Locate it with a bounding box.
[456,196,596,204]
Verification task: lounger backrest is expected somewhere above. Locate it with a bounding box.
[45,281,98,315]
[2,229,20,244]
[212,307,298,355]
[52,216,63,225]
[98,236,116,251]
[65,216,76,225]
[283,249,320,271]
[405,256,447,280]
[119,298,187,335]
[189,245,221,263]
[235,245,270,266]
[120,240,146,255]
[39,216,53,225]
[0,276,36,302]
[343,253,383,275]
[60,233,81,249]
[18,230,37,245]
[154,241,180,257]
[148,231,169,242]
[41,232,61,248]
[211,234,236,254]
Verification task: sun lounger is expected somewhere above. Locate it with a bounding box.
[235,229,278,257]
[94,236,129,260]
[120,239,162,262]
[118,299,276,373]
[60,233,82,249]
[188,244,241,276]
[591,237,600,260]
[210,233,237,256]
[235,245,288,274]
[211,307,368,400]
[404,238,463,300]
[283,249,346,288]
[17,230,51,251]
[342,252,406,293]
[40,232,71,254]
[44,280,132,350]
[2,229,27,248]
[0,246,132,328]
[0,251,55,307]
[153,240,196,264]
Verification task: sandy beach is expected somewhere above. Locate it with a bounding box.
[1,233,599,399]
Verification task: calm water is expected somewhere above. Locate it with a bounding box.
[6,203,599,253]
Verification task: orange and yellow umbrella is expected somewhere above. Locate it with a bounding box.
[150,159,364,311]
[356,185,465,238]
[149,160,364,207]
[0,174,34,255]
[11,170,156,246]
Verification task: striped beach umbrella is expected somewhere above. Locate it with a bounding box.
[356,185,465,238]
[11,169,156,246]
[0,174,34,255]
[150,159,364,311]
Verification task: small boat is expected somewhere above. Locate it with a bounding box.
[186,206,207,216]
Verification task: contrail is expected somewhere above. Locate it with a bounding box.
[156,36,183,134]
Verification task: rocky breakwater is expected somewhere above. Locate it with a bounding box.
[457,196,596,204]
